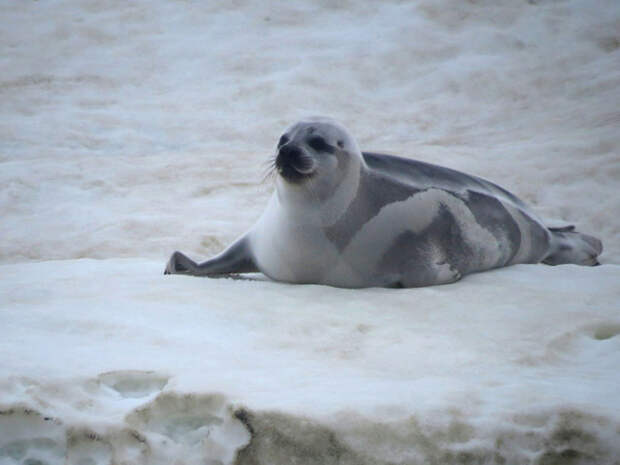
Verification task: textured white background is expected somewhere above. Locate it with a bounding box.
[1,1,619,463]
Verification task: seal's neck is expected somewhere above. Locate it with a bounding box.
[275,158,366,227]
[320,161,364,226]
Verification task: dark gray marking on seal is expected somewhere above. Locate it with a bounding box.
[548,225,575,232]
[464,190,521,266]
[363,152,527,209]
[379,204,472,286]
[324,171,418,251]
[308,135,334,153]
[517,212,552,263]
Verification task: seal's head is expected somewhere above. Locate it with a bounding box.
[273,117,365,203]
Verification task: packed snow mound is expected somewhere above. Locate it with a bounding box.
[0,386,249,465]
[1,260,619,464]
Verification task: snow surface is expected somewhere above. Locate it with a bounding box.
[1,0,619,463]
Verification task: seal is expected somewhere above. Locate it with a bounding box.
[164,117,602,288]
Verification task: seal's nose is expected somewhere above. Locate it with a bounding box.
[276,144,302,169]
[275,144,315,181]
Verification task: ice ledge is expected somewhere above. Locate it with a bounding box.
[1,259,619,463]
[1,377,620,465]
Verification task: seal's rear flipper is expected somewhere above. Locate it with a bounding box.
[543,227,603,266]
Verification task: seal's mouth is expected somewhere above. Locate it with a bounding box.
[275,145,316,183]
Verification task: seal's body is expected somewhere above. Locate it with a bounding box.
[165,118,602,288]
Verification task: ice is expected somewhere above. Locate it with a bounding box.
[1,0,619,463]
[1,260,619,463]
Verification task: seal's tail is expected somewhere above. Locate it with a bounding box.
[542,225,603,266]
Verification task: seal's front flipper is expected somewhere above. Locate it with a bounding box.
[164,251,198,275]
[164,237,258,277]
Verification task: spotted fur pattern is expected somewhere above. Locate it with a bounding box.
[165,118,603,287]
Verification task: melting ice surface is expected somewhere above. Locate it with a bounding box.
[1,0,619,464]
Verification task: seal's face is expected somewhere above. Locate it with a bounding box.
[273,118,363,196]
[274,134,318,183]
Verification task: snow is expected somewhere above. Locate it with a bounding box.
[1,0,619,463]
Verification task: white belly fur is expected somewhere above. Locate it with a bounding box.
[249,194,357,285]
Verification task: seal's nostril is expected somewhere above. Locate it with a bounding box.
[277,135,289,148]
[278,145,300,158]
[275,144,314,182]
[276,145,302,168]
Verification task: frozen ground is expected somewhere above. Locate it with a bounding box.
[1,0,619,464]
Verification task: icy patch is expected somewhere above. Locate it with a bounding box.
[0,386,249,465]
[126,392,250,464]
[0,408,64,465]
[590,323,620,341]
[96,370,169,399]
[0,374,249,465]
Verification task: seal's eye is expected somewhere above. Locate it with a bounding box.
[277,135,289,148]
[308,136,331,152]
